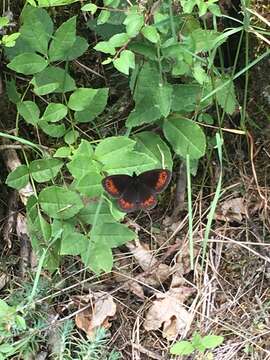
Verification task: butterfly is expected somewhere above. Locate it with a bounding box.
[102,169,171,213]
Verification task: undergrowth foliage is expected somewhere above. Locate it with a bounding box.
[4,1,238,273]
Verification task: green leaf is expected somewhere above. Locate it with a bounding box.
[42,103,68,122]
[94,41,116,55]
[78,200,117,225]
[39,186,84,220]
[64,130,79,145]
[190,29,225,52]
[102,57,113,65]
[4,36,35,60]
[0,344,15,354]
[156,84,173,117]
[215,77,237,115]
[95,136,135,162]
[17,101,40,125]
[192,332,206,352]
[60,232,88,255]
[193,63,210,85]
[32,82,59,96]
[163,116,206,159]
[103,151,156,175]
[5,165,29,190]
[170,341,194,355]
[209,4,221,16]
[104,0,119,6]
[141,25,160,43]
[26,196,52,246]
[0,16,9,28]
[20,6,53,54]
[7,53,48,75]
[198,113,214,124]
[74,139,94,158]
[133,131,173,170]
[171,84,209,112]
[126,62,163,128]
[81,240,113,273]
[6,79,21,104]
[81,3,98,14]
[97,10,111,25]
[129,42,157,60]
[68,88,99,111]
[31,66,76,94]
[38,120,66,137]
[91,222,136,247]
[54,146,71,158]
[126,99,161,128]
[180,0,197,14]
[15,315,26,330]
[201,335,224,349]
[68,158,100,179]
[75,172,103,197]
[124,12,144,37]
[2,33,21,48]
[74,88,109,123]
[172,60,190,76]
[109,32,129,47]
[29,158,63,182]
[113,50,135,75]
[198,2,208,16]
[63,36,88,61]
[0,299,11,315]
[49,16,77,62]
[67,141,96,179]
[34,0,80,6]
[27,202,52,251]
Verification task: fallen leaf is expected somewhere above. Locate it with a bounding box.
[75,292,116,337]
[0,273,9,290]
[126,241,172,285]
[215,197,246,222]
[113,256,145,299]
[128,281,145,299]
[175,241,200,275]
[144,286,195,340]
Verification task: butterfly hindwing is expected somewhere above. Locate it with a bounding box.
[137,183,157,210]
[118,183,157,212]
[117,184,139,212]
[102,174,131,198]
[138,169,171,194]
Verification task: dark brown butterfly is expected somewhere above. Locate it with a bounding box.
[102,169,171,213]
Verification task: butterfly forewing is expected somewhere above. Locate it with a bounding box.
[138,169,171,194]
[102,174,131,198]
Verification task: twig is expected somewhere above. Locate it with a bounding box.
[171,162,186,222]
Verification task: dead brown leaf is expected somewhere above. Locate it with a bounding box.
[126,241,172,286]
[144,286,195,340]
[75,292,116,337]
[175,241,200,275]
[215,197,246,222]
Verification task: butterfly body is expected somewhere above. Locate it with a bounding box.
[102,169,171,213]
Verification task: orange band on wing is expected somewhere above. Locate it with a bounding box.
[141,195,156,209]
[118,198,135,211]
[104,178,120,196]
[155,171,169,191]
